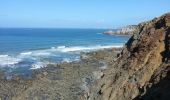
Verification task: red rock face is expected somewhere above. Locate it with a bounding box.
[88,13,170,100]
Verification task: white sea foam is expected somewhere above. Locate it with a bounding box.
[20,52,32,55]
[57,46,66,49]
[30,62,47,69]
[20,51,50,57]
[18,44,123,62]
[19,44,123,57]
[0,55,8,57]
[0,55,22,66]
[33,52,51,56]
[58,46,90,52]
[56,44,123,52]
[0,44,123,69]
[62,58,72,63]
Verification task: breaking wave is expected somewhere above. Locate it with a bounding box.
[0,55,22,66]
[0,44,123,69]
[55,44,123,52]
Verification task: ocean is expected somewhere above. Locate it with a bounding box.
[0,28,129,76]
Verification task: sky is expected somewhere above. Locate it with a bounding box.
[0,0,170,28]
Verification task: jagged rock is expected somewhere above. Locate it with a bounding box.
[88,13,170,100]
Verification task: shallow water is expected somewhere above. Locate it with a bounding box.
[0,28,130,75]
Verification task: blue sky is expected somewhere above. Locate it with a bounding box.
[0,0,170,28]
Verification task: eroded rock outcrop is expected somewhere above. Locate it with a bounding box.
[87,13,170,100]
[103,25,139,35]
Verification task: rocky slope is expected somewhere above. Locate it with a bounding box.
[103,25,139,35]
[86,13,170,100]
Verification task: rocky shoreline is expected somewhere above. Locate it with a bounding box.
[0,13,170,100]
[103,25,139,36]
[0,48,122,100]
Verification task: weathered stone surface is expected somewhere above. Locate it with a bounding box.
[87,13,170,100]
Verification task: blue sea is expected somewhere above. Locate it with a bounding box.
[0,28,129,76]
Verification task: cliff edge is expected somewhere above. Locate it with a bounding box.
[87,13,170,100]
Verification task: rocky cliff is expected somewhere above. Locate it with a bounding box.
[87,13,170,100]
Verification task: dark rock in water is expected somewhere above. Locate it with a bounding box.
[87,13,170,100]
[0,48,120,100]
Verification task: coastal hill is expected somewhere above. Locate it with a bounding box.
[87,13,170,100]
[0,13,169,100]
